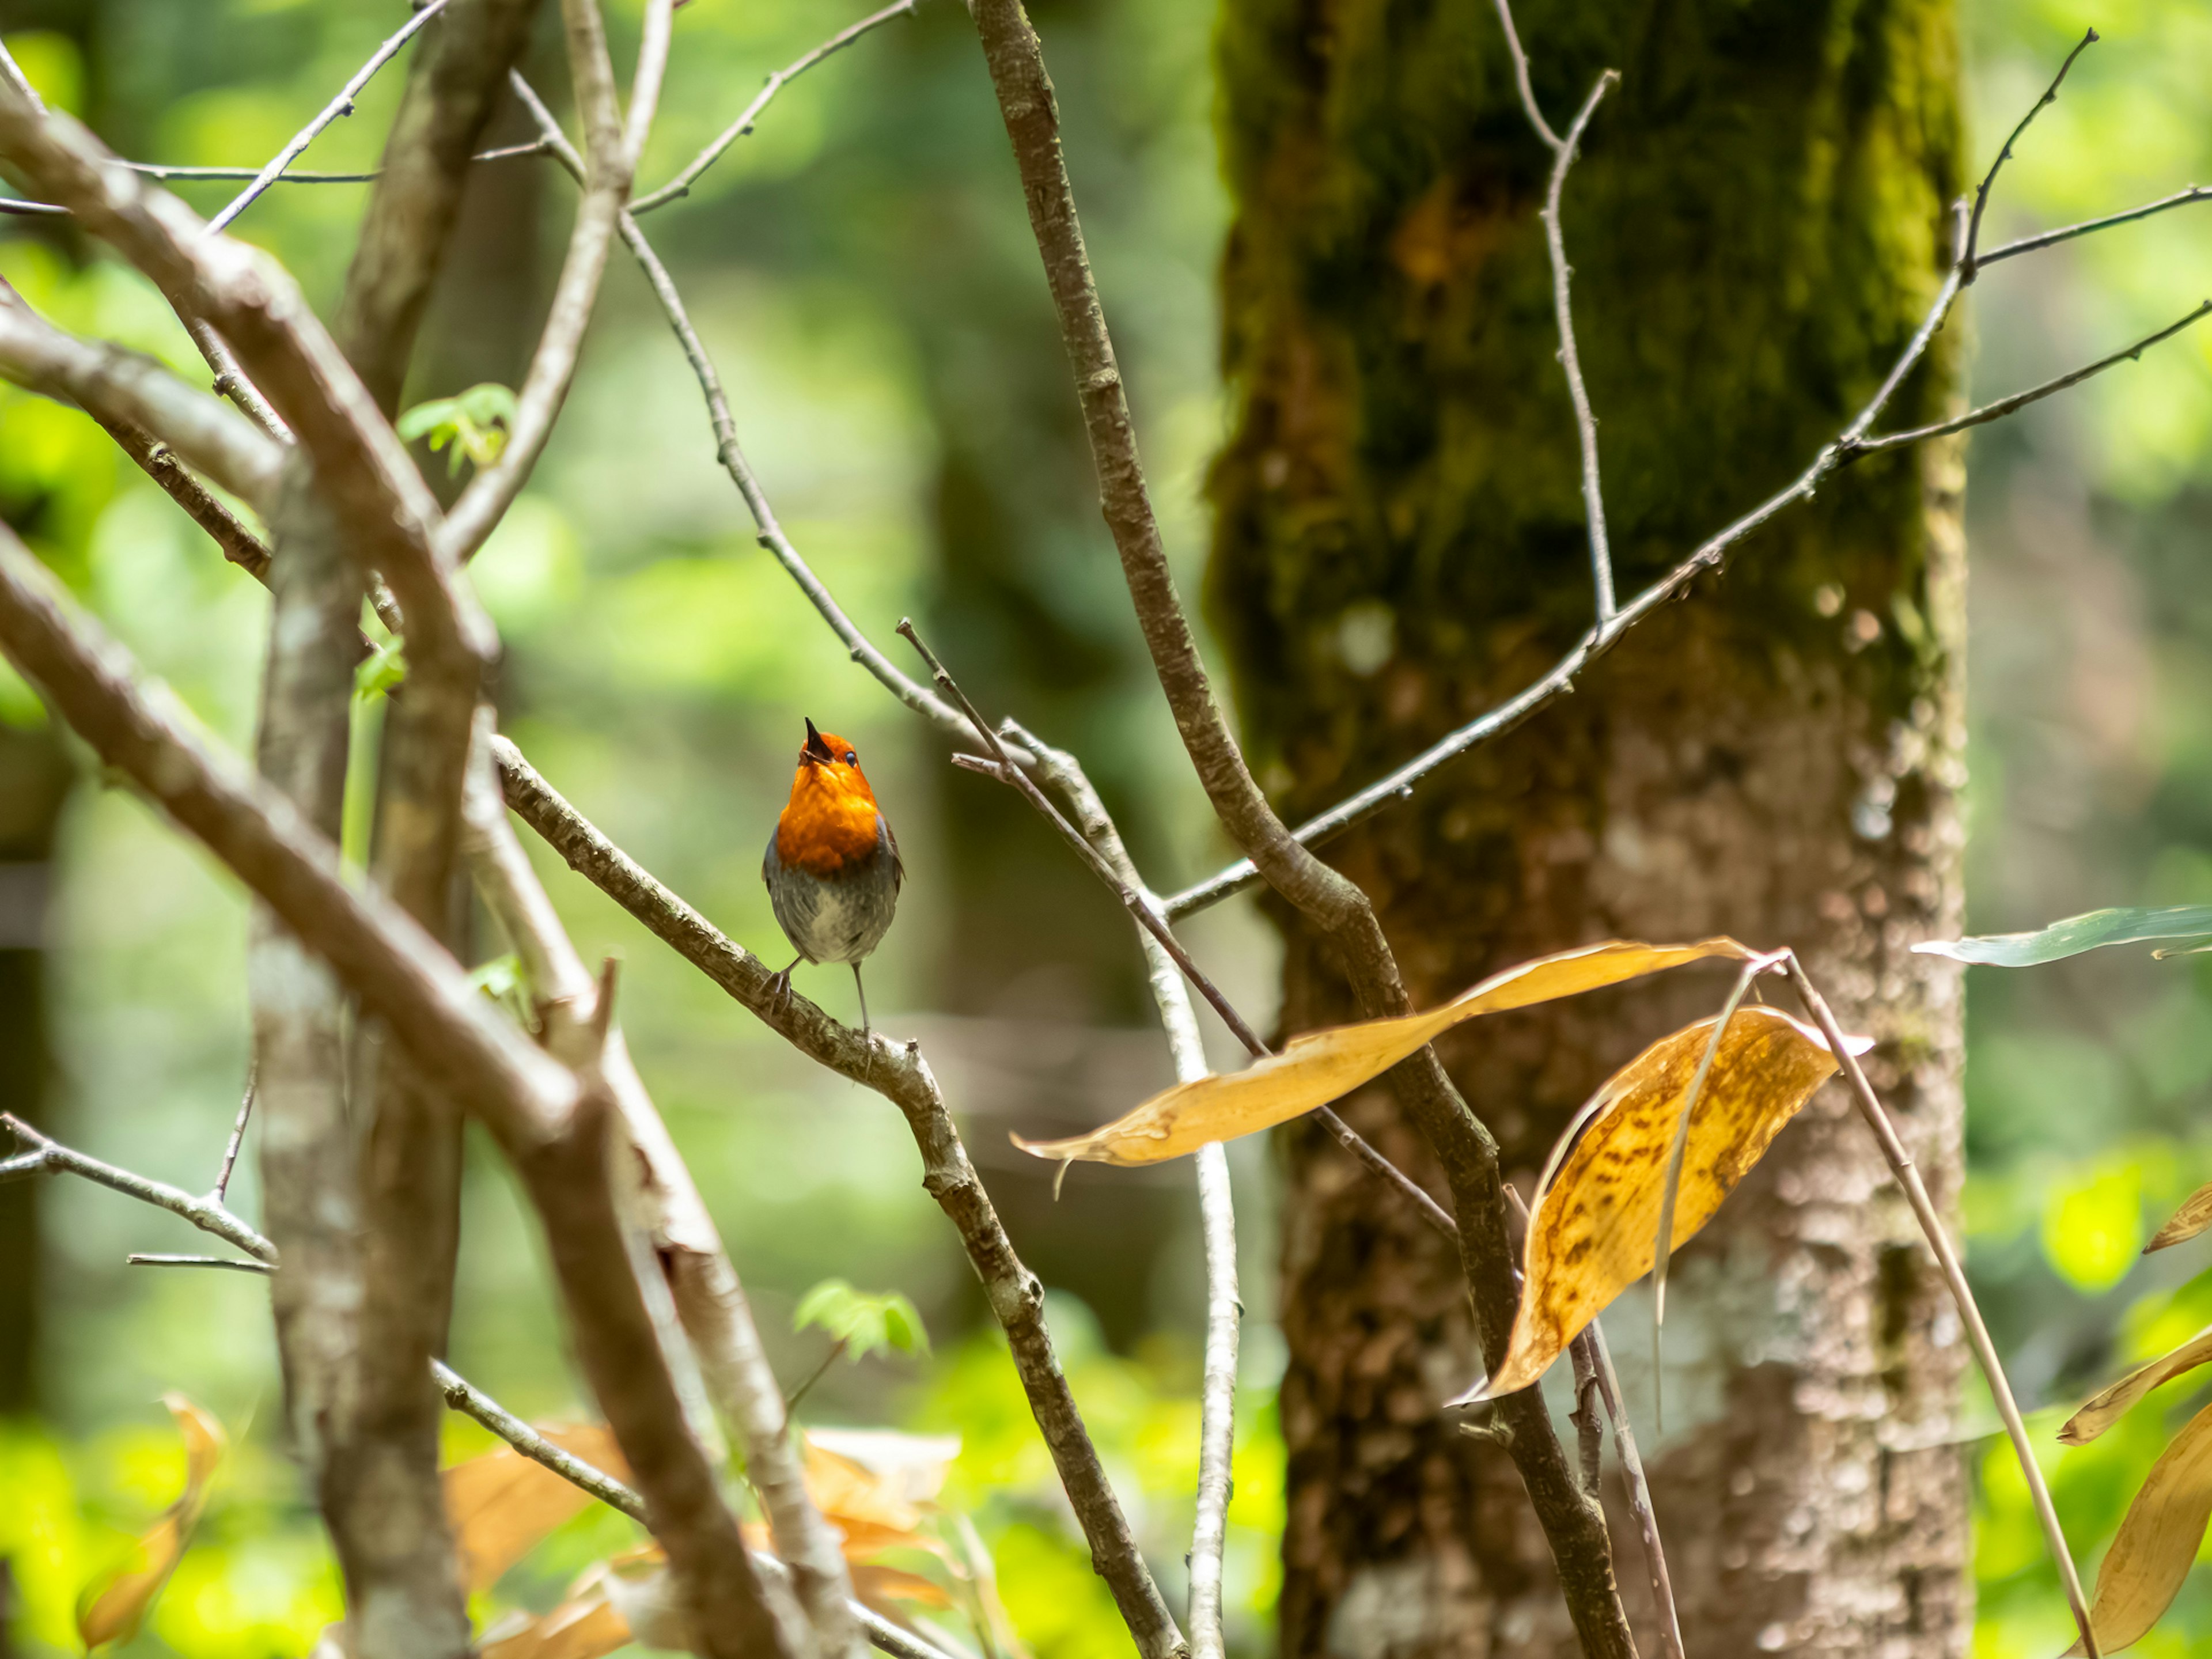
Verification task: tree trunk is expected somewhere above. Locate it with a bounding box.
[1209,4,1969,1656]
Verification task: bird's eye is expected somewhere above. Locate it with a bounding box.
[844,751,858,765]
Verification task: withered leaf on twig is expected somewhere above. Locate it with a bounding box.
[2059,1328,2212,1446]
[2070,1399,2212,1654]
[77,1395,228,1651]
[1478,1006,1865,1399]
[1014,938,1753,1167]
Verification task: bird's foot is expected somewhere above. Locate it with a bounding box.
[766,966,796,1016]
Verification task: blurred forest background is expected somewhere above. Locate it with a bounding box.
[1,1,2210,1656]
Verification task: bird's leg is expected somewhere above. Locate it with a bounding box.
[766,955,804,1016]
[853,963,872,1042]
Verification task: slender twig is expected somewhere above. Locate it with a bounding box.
[1961,28,2098,278]
[1539,71,1620,623]
[128,1252,274,1273]
[1006,728,1238,1659]
[783,1339,847,1415]
[95,417,275,580]
[489,736,1185,1659]
[437,0,673,566]
[505,75,1001,756]
[632,0,920,214]
[914,625,1454,1237]
[1480,1168,1683,1658]
[1,1112,277,1261]
[1584,1327,1683,1659]
[0,279,287,511]
[1980,183,2212,267]
[1782,955,2099,1658]
[1484,0,1559,148]
[205,0,454,236]
[213,1070,255,1204]
[1846,300,2212,457]
[2,145,552,215]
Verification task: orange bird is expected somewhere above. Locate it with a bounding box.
[763,719,903,1036]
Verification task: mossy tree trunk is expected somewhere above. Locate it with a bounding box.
[1210,4,1969,1655]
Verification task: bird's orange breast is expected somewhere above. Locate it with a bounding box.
[776,766,883,876]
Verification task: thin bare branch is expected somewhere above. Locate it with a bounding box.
[1980,183,2212,266]
[0,279,286,510]
[1783,956,2099,1658]
[0,1112,277,1261]
[1483,0,1559,149]
[335,0,543,414]
[213,1071,254,1205]
[1013,730,1238,1659]
[1585,1328,1683,1659]
[1961,28,2097,278]
[127,1252,274,1272]
[206,0,455,235]
[1846,299,2212,457]
[632,0,920,214]
[504,75,1001,755]
[436,0,674,565]
[1540,71,1619,624]
[488,734,1185,1659]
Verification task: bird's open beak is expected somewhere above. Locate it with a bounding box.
[802,718,834,764]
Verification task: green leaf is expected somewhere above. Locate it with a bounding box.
[397,383,515,477]
[793,1278,929,1361]
[1912,906,2212,968]
[354,639,407,701]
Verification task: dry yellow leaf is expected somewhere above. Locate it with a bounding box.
[445,1425,630,1592]
[78,1395,228,1650]
[2146,1181,2212,1253]
[1014,937,1753,1167]
[1483,1006,1863,1398]
[2072,1399,2212,1653]
[2061,1328,2212,1446]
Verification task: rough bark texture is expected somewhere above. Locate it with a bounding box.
[1209,4,1970,1657]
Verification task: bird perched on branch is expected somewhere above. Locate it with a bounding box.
[763,718,903,1037]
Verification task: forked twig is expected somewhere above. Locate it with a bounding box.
[903,619,1456,1237]
[204,0,455,236]
[1961,28,2099,278]
[633,0,921,214]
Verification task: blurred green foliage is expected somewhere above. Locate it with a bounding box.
[10,0,2212,1654]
